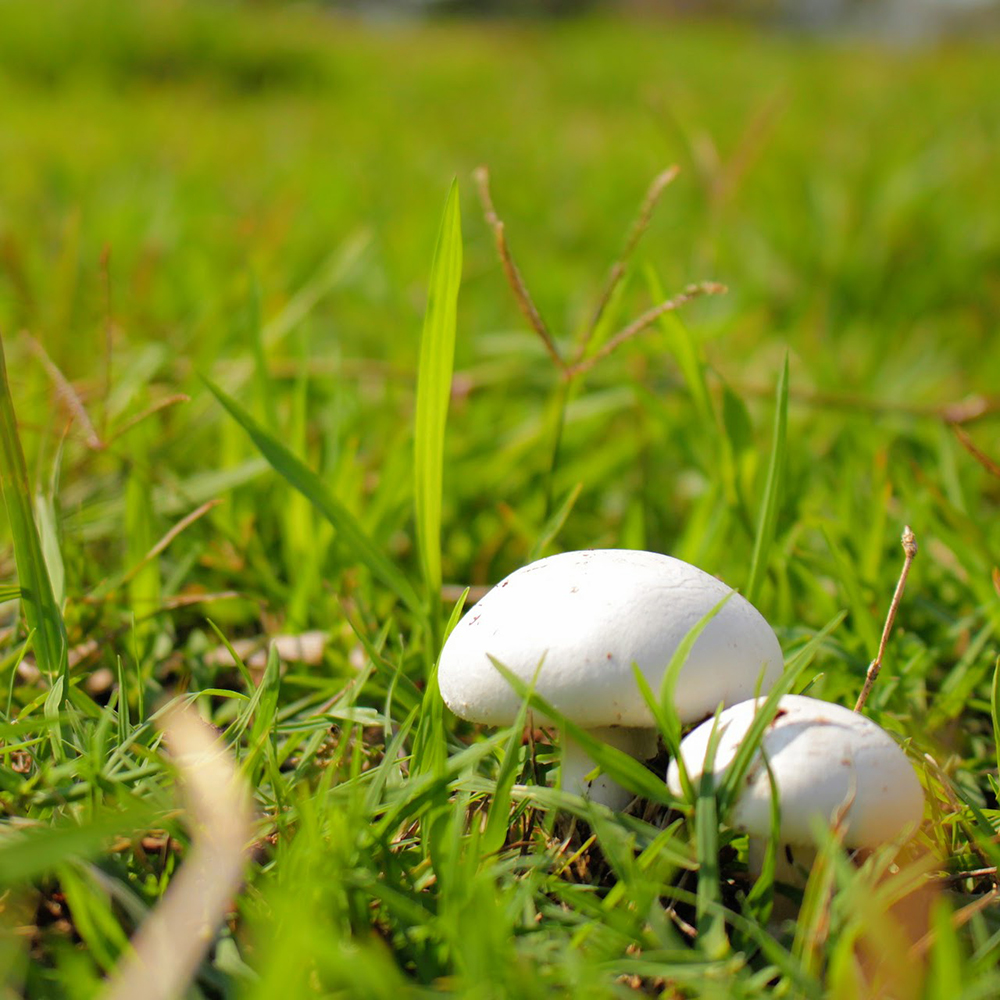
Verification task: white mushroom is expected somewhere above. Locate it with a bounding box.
[438,549,784,809]
[667,694,925,885]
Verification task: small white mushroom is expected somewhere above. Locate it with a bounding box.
[438,549,783,809]
[667,694,925,885]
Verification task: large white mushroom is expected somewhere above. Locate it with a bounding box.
[667,694,925,885]
[438,549,784,809]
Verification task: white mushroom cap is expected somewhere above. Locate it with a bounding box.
[667,694,924,848]
[438,549,783,730]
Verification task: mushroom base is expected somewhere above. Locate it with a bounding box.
[561,726,660,811]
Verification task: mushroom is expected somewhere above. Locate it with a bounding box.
[667,694,925,886]
[438,549,784,809]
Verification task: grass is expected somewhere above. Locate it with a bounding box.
[1,1,1000,996]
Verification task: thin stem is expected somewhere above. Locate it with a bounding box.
[952,424,1000,478]
[566,282,726,379]
[23,331,104,450]
[101,243,114,439]
[107,394,190,444]
[854,526,918,714]
[575,165,680,363]
[473,166,564,371]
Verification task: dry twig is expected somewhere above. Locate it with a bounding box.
[566,282,726,379]
[474,166,725,384]
[576,165,679,361]
[952,424,1000,478]
[108,394,190,444]
[473,165,563,371]
[854,526,918,714]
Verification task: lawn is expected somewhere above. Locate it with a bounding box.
[1,2,999,996]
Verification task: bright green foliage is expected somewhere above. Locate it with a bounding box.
[0,340,68,689]
[0,2,999,997]
[414,181,462,638]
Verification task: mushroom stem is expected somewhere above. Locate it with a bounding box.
[561,726,659,811]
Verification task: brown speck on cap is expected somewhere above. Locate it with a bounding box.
[769,707,789,728]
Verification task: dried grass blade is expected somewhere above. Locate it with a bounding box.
[102,704,255,1000]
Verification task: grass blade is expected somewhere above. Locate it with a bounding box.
[414,180,462,627]
[742,749,780,928]
[658,592,733,750]
[745,353,789,605]
[0,335,68,688]
[0,802,154,887]
[481,707,530,859]
[203,376,422,615]
[714,611,847,814]
[528,481,583,563]
[991,656,1000,779]
[694,711,729,959]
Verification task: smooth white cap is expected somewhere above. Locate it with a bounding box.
[438,549,783,730]
[667,694,925,847]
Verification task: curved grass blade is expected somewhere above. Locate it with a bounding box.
[414,180,462,628]
[0,336,68,690]
[528,481,583,563]
[742,748,780,928]
[658,592,733,749]
[695,709,729,959]
[991,656,1000,779]
[745,353,789,605]
[203,376,422,615]
[481,703,530,859]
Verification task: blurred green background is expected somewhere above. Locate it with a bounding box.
[0,0,998,670]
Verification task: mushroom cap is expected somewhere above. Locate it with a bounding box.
[666,694,925,848]
[438,549,783,730]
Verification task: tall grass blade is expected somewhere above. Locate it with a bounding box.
[414,180,462,629]
[991,656,1000,779]
[694,711,729,959]
[0,335,68,689]
[745,353,789,606]
[528,481,583,562]
[481,704,529,859]
[203,376,422,615]
[742,749,780,928]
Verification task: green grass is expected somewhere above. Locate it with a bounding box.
[1,1,1000,996]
